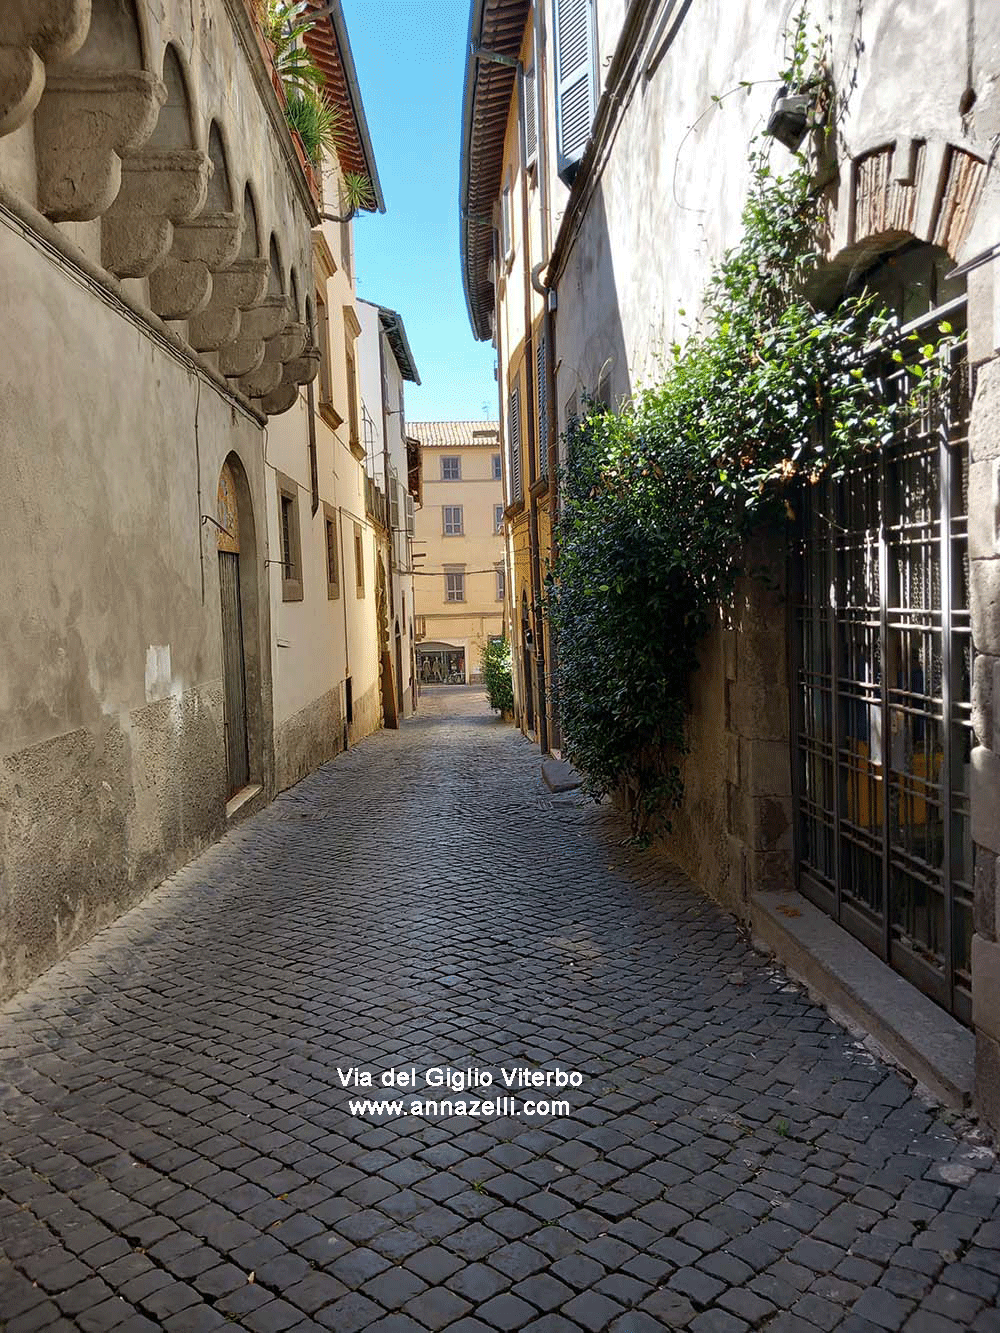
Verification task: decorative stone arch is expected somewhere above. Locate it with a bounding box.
[216,452,265,800]
[34,0,165,221]
[812,136,988,307]
[148,116,242,321]
[101,41,211,279]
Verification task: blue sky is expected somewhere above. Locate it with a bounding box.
[342,0,498,424]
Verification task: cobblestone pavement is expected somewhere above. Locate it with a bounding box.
[2,687,1000,1333]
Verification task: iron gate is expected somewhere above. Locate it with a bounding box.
[792,305,974,1022]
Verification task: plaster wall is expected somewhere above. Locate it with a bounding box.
[0,219,272,998]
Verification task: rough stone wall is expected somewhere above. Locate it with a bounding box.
[0,219,272,1001]
[348,681,382,750]
[663,531,793,917]
[969,355,1000,1125]
[274,686,345,795]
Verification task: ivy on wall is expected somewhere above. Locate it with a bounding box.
[549,24,958,840]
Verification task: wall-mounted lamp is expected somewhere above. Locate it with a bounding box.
[765,87,813,151]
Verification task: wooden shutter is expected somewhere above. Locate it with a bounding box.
[524,65,537,167]
[536,336,548,477]
[508,385,522,501]
[554,0,596,183]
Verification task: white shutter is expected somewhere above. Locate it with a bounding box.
[508,386,522,501]
[536,336,548,477]
[405,493,415,535]
[554,0,596,183]
[390,480,400,530]
[524,65,537,167]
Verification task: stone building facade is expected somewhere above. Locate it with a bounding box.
[0,0,398,997]
[460,0,1000,1124]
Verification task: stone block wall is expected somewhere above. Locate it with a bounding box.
[968,355,1000,1125]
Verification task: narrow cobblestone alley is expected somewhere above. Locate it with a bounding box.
[2,689,999,1333]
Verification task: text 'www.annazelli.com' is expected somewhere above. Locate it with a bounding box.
[348,1095,571,1119]
[340,1065,584,1119]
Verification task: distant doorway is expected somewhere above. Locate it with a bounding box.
[217,460,251,796]
[521,589,535,732]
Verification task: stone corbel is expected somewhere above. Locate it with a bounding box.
[0,1,90,137]
[101,149,212,278]
[34,70,166,221]
[218,295,288,381]
[261,346,321,417]
[238,323,292,400]
[187,257,268,353]
[148,210,243,322]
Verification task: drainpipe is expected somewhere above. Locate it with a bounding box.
[517,61,549,757]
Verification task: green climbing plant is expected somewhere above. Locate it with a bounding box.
[549,18,961,841]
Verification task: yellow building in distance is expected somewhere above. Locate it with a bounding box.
[410,421,505,684]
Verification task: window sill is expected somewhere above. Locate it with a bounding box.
[529,476,550,500]
[282,579,303,602]
[349,440,366,463]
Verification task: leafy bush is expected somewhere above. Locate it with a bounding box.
[482,638,514,716]
[549,31,957,839]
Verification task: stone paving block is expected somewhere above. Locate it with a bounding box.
[3,691,1000,1332]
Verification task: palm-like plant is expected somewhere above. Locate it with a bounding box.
[261,0,326,96]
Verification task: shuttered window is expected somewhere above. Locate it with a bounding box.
[524,64,538,167]
[536,336,548,477]
[554,0,596,183]
[508,385,522,501]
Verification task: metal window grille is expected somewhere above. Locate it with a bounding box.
[281,495,295,577]
[792,308,972,1022]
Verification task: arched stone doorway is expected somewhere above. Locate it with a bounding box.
[217,456,261,799]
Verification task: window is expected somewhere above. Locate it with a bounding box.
[492,453,502,480]
[536,336,549,477]
[496,566,506,601]
[340,220,352,280]
[500,174,512,261]
[345,341,359,449]
[445,568,465,602]
[323,502,339,600]
[494,503,504,533]
[316,291,333,406]
[508,384,522,501]
[523,63,537,168]
[276,472,302,602]
[443,505,464,536]
[353,521,365,597]
[554,0,597,184]
[441,455,461,481]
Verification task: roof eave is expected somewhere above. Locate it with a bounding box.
[377,305,421,385]
[459,0,489,339]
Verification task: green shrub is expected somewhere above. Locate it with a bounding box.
[549,23,958,840]
[482,638,514,716]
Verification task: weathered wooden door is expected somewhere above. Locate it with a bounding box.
[218,463,250,797]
